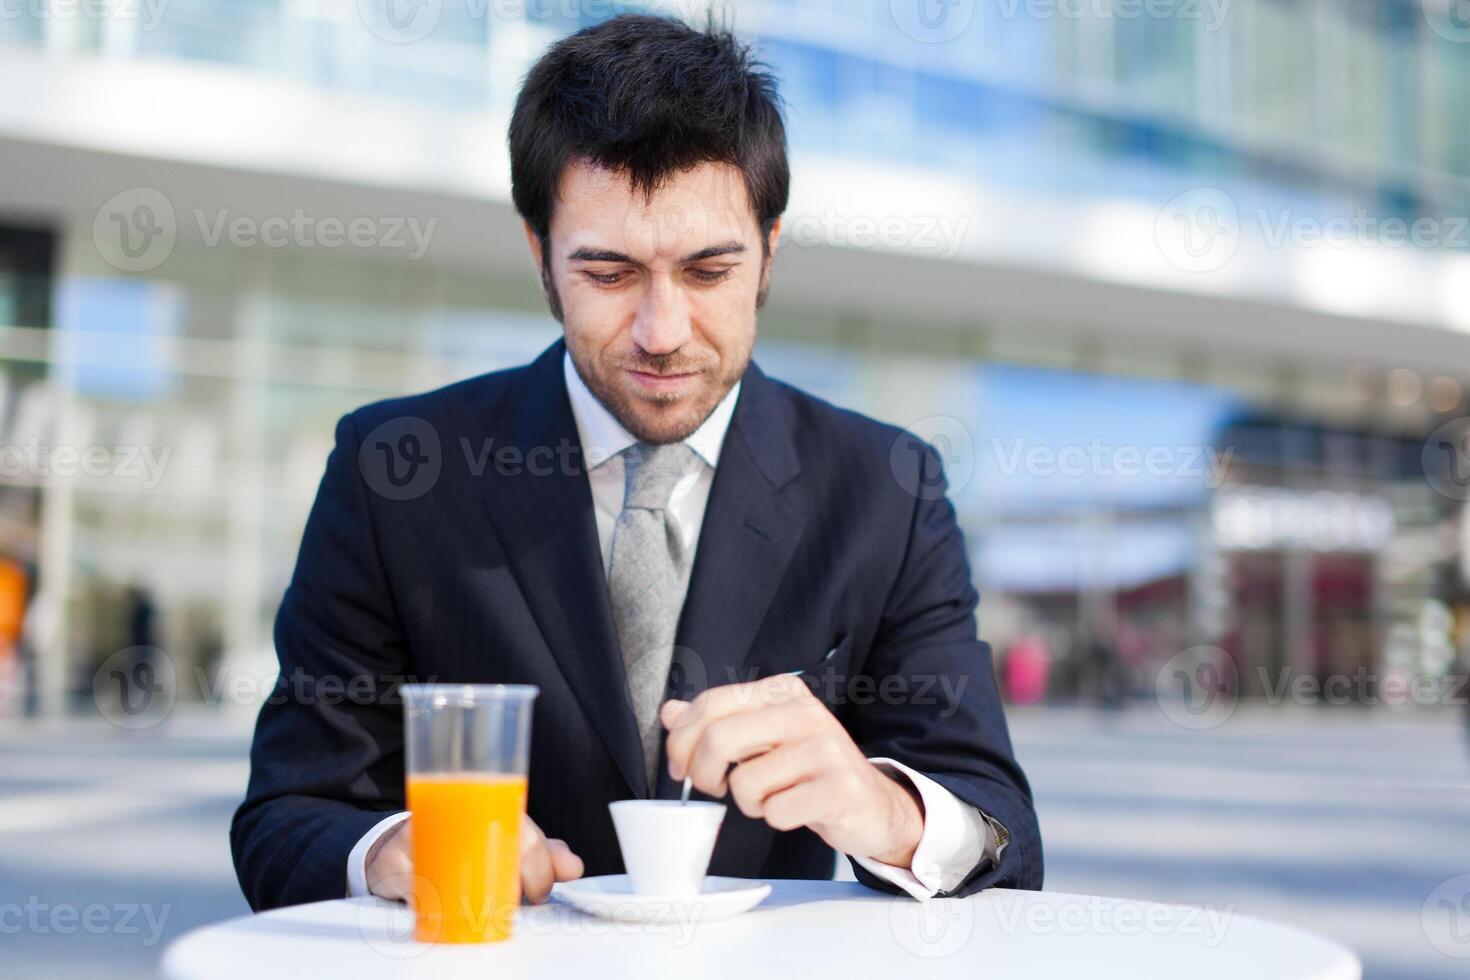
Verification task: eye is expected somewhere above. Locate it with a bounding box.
[583,270,627,286]
[688,267,732,284]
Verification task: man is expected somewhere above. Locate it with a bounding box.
[231,14,1042,911]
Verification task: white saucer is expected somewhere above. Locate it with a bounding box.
[552,874,772,923]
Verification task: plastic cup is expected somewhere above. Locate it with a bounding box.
[401,683,538,943]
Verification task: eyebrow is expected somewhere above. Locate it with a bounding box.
[566,240,747,264]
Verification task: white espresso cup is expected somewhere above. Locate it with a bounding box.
[609,800,727,897]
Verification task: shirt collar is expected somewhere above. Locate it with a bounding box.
[562,349,740,470]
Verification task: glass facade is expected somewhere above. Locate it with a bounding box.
[6,2,1467,228]
[1,1,1467,716]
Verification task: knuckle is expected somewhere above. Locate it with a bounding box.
[734,794,761,819]
[786,700,820,732]
[703,719,733,758]
[814,732,842,762]
[828,730,852,757]
[686,737,711,773]
[766,801,798,832]
[727,767,759,816]
[522,865,551,894]
[690,757,723,794]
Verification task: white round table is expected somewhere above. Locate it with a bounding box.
[163,881,1360,980]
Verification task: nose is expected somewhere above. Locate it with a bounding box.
[629,273,692,356]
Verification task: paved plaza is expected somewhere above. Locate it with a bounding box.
[2,703,1466,978]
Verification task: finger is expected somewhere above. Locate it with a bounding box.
[683,702,814,795]
[761,773,842,833]
[368,848,413,900]
[666,675,813,780]
[370,854,416,909]
[725,741,820,819]
[520,815,555,905]
[546,838,585,882]
[659,699,690,729]
[677,675,812,730]
[366,820,414,903]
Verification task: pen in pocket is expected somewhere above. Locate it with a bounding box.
[788,644,839,678]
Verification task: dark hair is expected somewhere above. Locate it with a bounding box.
[508,14,789,254]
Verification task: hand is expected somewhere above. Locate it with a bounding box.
[365,813,585,906]
[660,675,924,867]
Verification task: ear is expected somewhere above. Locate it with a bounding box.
[759,216,783,289]
[765,216,783,258]
[522,220,545,273]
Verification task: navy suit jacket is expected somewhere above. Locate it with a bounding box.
[231,339,1043,910]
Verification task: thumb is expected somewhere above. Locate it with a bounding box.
[546,838,585,882]
[659,699,690,729]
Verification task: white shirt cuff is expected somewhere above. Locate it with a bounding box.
[850,757,993,900]
[345,811,411,898]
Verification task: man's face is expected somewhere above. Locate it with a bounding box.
[528,160,779,445]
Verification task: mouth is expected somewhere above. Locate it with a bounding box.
[626,368,699,394]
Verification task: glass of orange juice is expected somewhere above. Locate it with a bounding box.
[401,683,538,943]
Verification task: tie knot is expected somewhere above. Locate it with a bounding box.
[622,442,698,510]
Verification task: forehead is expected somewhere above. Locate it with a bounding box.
[551,159,758,258]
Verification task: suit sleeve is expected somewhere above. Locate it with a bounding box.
[844,438,1043,896]
[230,412,411,910]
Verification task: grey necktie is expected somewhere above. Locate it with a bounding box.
[608,442,699,791]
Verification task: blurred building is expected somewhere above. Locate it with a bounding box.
[0,0,1466,718]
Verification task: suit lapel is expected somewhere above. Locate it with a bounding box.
[481,341,649,798]
[668,362,805,709]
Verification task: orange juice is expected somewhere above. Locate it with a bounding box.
[407,772,527,943]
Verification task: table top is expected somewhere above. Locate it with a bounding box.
[163,880,1361,980]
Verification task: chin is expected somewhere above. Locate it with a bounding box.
[576,354,742,445]
[618,401,709,445]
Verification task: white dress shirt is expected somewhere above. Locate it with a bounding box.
[345,352,999,901]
